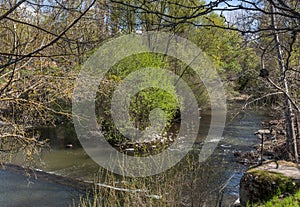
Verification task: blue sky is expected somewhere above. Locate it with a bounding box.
[205,0,247,23]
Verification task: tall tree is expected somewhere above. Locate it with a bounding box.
[109,0,300,161]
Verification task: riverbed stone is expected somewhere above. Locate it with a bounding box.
[239,160,300,206]
[255,129,271,135]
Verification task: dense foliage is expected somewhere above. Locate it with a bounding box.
[0,0,299,159]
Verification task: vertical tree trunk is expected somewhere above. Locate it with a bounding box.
[296,113,300,140]
[270,5,298,162]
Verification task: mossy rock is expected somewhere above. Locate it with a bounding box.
[240,161,300,206]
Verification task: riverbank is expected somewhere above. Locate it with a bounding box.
[239,160,300,206]
[235,114,300,206]
[235,117,297,165]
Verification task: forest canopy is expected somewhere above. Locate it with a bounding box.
[0,0,299,161]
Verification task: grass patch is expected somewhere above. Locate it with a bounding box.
[71,152,228,207]
[249,188,300,207]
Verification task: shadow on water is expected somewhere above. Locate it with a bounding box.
[7,109,271,206]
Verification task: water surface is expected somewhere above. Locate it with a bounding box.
[9,109,270,206]
[0,170,81,207]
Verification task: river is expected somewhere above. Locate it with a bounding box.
[3,109,270,206]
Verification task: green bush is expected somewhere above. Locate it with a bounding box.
[95,53,179,145]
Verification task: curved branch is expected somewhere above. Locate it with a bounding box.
[0,0,97,70]
[0,0,27,21]
[266,77,300,112]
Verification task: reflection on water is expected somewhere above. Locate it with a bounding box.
[9,110,270,206]
[0,170,81,207]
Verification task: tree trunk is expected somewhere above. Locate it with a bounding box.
[270,5,298,162]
